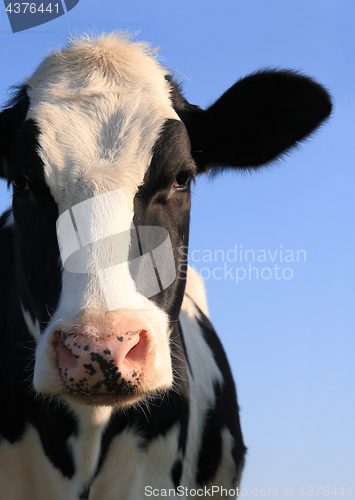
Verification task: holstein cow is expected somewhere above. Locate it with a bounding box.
[0,34,331,499]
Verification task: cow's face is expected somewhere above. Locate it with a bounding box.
[0,34,332,407]
[2,36,195,406]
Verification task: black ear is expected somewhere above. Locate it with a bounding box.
[182,70,332,174]
[0,87,29,179]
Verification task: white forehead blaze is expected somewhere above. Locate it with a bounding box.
[56,190,177,311]
[25,33,180,213]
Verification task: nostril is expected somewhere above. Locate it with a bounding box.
[53,331,78,370]
[49,321,159,398]
[124,329,148,364]
[62,333,70,350]
[61,333,79,356]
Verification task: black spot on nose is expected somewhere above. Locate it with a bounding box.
[83,364,97,377]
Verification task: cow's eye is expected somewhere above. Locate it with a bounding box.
[12,174,30,193]
[173,170,193,189]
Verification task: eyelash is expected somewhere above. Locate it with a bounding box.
[11,173,30,193]
[173,170,194,189]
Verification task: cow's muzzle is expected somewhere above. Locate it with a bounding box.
[47,310,171,405]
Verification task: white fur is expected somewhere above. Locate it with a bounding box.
[57,189,137,309]
[26,33,179,212]
[67,404,113,499]
[21,303,41,342]
[90,424,181,500]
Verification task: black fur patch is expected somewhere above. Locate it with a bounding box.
[195,312,246,485]
[168,70,332,174]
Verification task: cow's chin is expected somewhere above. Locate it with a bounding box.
[34,364,173,407]
[64,390,153,407]
[37,380,172,408]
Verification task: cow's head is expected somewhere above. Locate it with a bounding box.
[0,34,331,406]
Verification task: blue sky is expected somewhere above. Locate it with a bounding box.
[0,0,354,494]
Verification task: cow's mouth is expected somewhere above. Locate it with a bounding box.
[63,392,142,407]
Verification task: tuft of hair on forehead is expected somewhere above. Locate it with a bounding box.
[26,32,169,99]
[23,32,181,210]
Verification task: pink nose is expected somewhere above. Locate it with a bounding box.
[51,313,154,400]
